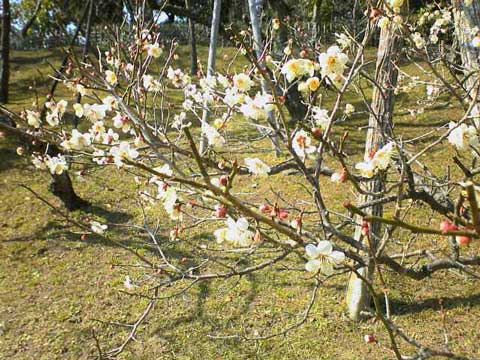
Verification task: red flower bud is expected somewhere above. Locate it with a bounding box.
[439,220,457,234]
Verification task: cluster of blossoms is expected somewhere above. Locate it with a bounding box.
[355,142,396,178]
[416,5,452,45]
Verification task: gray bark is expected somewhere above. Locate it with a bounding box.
[199,0,222,154]
[453,0,480,96]
[345,5,404,321]
[248,0,281,156]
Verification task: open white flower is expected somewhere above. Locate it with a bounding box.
[163,187,182,220]
[113,113,131,133]
[318,46,348,79]
[215,217,254,247]
[105,70,118,86]
[109,141,139,167]
[312,107,330,130]
[305,241,345,275]
[355,160,376,178]
[372,142,395,170]
[146,43,162,58]
[281,59,315,82]
[244,158,270,176]
[85,104,109,122]
[448,122,478,150]
[26,110,41,128]
[62,129,91,150]
[292,130,316,159]
[233,73,254,92]
[202,122,226,148]
[45,155,68,175]
[91,221,108,234]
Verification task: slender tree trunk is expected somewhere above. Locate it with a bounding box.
[345,4,404,321]
[312,0,323,42]
[248,0,281,156]
[185,0,198,76]
[0,119,89,210]
[453,0,480,96]
[74,0,94,128]
[0,0,10,104]
[199,0,222,154]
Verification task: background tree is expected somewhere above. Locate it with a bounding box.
[0,0,10,103]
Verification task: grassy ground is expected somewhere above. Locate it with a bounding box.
[0,46,479,360]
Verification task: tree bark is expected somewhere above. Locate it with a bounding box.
[345,5,404,321]
[0,0,10,104]
[74,0,94,128]
[0,118,89,210]
[248,0,281,156]
[199,0,222,154]
[453,0,480,96]
[185,0,198,76]
[312,0,323,41]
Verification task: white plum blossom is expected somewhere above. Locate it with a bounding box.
[345,103,355,116]
[167,67,190,88]
[91,221,108,234]
[26,110,41,128]
[61,129,91,150]
[146,43,162,58]
[89,121,106,141]
[335,33,351,49]
[102,128,119,144]
[292,130,316,159]
[281,59,315,82]
[85,104,109,122]
[45,155,68,175]
[105,70,118,86]
[355,160,376,178]
[202,122,225,148]
[113,113,131,133]
[318,46,349,79]
[214,217,253,247]
[312,107,330,130]
[233,73,254,92]
[412,32,426,49]
[109,141,139,167]
[172,112,191,130]
[448,122,479,150]
[355,142,395,178]
[244,158,271,176]
[92,149,107,165]
[304,241,345,275]
[239,93,274,120]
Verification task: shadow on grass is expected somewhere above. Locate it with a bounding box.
[389,293,480,316]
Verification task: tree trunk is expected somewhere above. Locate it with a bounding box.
[185,0,198,76]
[247,0,281,156]
[345,5,404,321]
[49,172,89,210]
[0,0,10,104]
[199,0,222,154]
[312,0,323,42]
[74,0,94,128]
[453,0,480,96]
[0,119,89,210]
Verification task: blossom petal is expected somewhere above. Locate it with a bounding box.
[305,244,321,259]
[305,259,321,273]
[316,240,333,255]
